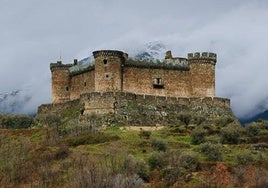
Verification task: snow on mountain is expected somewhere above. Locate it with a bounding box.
[134,41,167,61]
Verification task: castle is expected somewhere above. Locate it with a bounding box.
[38,50,233,126]
[50,50,216,103]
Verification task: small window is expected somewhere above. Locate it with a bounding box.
[66,87,69,91]
[153,78,164,89]
[104,73,110,80]
[103,59,108,65]
[84,82,87,87]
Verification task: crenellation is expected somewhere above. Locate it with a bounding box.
[188,52,217,63]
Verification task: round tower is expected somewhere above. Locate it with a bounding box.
[93,50,126,92]
[50,61,72,103]
[188,52,217,97]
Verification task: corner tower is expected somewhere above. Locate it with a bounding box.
[93,50,126,92]
[188,52,217,97]
[50,61,72,103]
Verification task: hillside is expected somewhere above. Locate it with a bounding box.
[0,113,268,187]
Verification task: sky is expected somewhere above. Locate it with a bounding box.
[0,0,268,118]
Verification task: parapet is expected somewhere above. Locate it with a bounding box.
[93,50,125,59]
[50,61,73,71]
[187,52,217,64]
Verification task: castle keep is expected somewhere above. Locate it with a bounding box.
[38,50,233,125]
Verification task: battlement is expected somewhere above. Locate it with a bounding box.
[50,61,73,71]
[93,50,125,59]
[187,52,217,64]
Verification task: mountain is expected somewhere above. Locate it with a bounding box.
[134,41,166,61]
[239,109,268,125]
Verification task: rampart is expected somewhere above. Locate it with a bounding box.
[38,92,234,126]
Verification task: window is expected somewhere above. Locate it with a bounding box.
[84,82,87,87]
[153,78,164,89]
[66,87,69,91]
[104,73,110,80]
[103,59,108,65]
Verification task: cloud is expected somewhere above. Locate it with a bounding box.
[0,0,268,118]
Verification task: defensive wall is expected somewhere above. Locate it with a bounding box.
[38,92,233,126]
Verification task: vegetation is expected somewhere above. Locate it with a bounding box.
[0,113,267,187]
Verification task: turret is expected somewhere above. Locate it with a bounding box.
[93,50,126,92]
[50,61,72,103]
[188,52,217,97]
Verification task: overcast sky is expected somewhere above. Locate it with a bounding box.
[1,0,268,118]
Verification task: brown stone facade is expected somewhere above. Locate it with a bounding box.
[50,50,217,104]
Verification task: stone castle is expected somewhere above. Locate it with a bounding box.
[38,50,234,125]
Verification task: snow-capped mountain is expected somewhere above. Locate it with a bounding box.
[134,41,166,61]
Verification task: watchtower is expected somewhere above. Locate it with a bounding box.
[50,61,72,103]
[188,52,217,97]
[93,50,127,92]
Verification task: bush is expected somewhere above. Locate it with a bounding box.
[0,114,33,129]
[148,152,168,170]
[245,123,261,137]
[178,113,191,125]
[136,159,149,181]
[179,151,199,171]
[220,124,242,144]
[151,139,167,152]
[236,152,255,165]
[200,143,223,161]
[139,130,151,139]
[191,127,208,145]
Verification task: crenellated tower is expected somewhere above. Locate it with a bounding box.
[93,50,127,92]
[188,52,217,97]
[50,61,72,103]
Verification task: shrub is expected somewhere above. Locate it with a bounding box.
[200,143,223,161]
[220,124,242,144]
[148,152,168,170]
[190,127,208,145]
[178,113,191,126]
[236,152,255,165]
[139,130,151,139]
[151,139,167,152]
[245,123,260,137]
[136,159,149,181]
[179,151,199,171]
[0,114,33,129]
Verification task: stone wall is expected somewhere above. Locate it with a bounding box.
[122,67,191,97]
[38,92,234,126]
[70,70,95,100]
